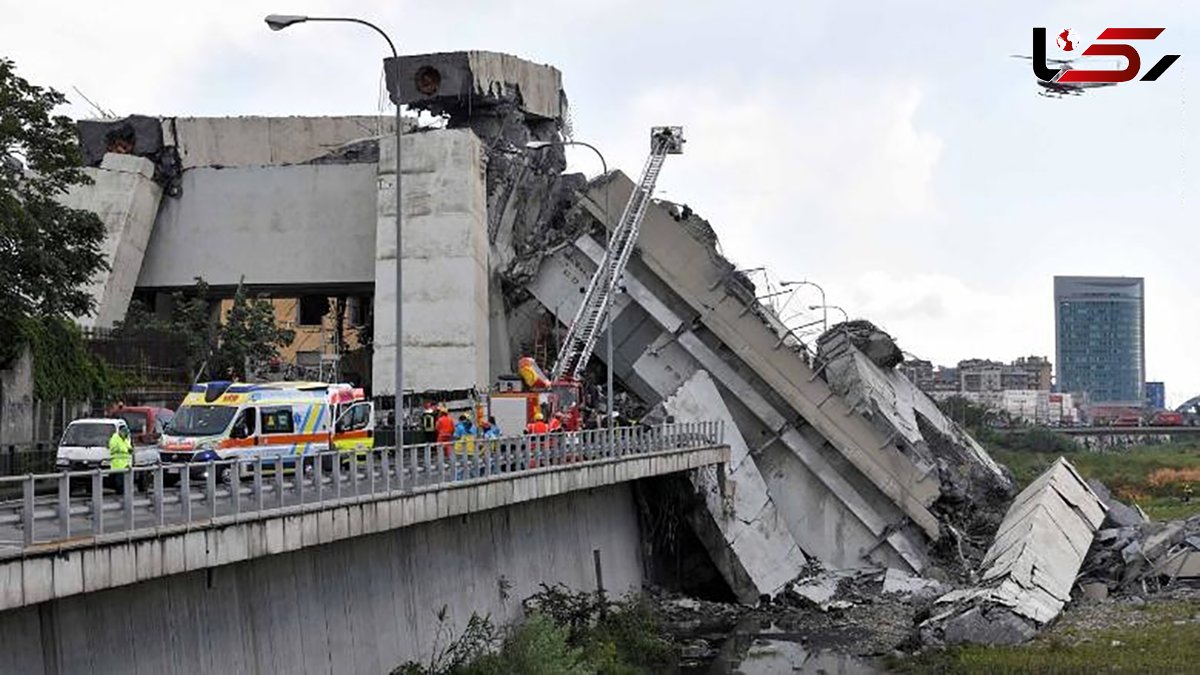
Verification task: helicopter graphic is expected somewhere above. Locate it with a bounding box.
[1011,55,1117,98]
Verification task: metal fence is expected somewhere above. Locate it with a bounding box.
[0,444,58,478]
[0,421,723,554]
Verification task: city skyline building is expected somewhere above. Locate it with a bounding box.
[1054,276,1145,405]
[1146,381,1166,410]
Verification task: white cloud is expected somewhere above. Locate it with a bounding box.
[584,76,944,271]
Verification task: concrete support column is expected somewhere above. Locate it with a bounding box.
[60,153,163,329]
[373,129,490,395]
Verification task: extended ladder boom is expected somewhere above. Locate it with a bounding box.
[550,126,684,382]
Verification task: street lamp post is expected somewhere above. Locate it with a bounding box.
[782,280,828,332]
[266,14,406,436]
[525,140,615,424]
[810,304,850,325]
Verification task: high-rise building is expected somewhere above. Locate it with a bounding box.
[1054,276,1145,405]
[1145,381,1166,410]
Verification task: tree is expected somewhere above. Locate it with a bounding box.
[0,58,107,366]
[118,278,295,382]
[210,284,295,380]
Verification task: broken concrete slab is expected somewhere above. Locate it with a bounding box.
[882,568,948,600]
[387,51,564,121]
[816,323,1010,499]
[657,370,807,603]
[1154,543,1200,580]
[818,320,904,369]
[1143,521,1187,561]
[922,458,1106,644]
[788,569,877,611]
[815,320,1013,572]
[59,153,163,329]
[1079,582,1109,602]
[939,606,1037,646]
[1087,478,1148,528]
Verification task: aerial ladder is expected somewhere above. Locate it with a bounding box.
[550,126,685,383]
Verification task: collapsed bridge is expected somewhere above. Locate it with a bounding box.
[40,49,1029,664]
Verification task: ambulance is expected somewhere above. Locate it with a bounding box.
[158,381,374,482]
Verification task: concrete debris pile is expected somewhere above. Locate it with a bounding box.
[786,566,947,610]
[1078,511,1200,597]
[920,458,1107,646]
[818,320,905,369]
[815,320,1014,572]
[764,565,946,657]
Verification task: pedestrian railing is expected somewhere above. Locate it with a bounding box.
[0,421,723,553]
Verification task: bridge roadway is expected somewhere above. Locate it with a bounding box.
[0,422,728,674]
[0,423,723,559]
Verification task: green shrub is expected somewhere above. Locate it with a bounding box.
[460,614,592,675]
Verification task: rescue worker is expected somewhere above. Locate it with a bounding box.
[480,417,501,475]
[420,404,438,444]
[454,414,476,439]
[548,411,564,433]
[524,412,548,469]
[452,415,477,478]
[482,417,502,439]
[108,425,133,492]
[434,405,455,456]
[525,412,548,435]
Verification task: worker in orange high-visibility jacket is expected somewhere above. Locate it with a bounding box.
[525,411,548,469]
[435,405,455,456]
[525,411,548,435]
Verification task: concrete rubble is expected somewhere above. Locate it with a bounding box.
[1078,512,1200,594]
[920,458,1107,645]
[815,320,1014,571]
[881,567,949,600]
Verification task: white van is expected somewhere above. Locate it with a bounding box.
[56,418,160,481]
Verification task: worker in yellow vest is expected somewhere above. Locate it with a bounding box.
[108,425,133,492]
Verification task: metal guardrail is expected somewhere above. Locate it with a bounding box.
[0,421,724,554]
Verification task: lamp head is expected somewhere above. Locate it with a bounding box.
[524,141,555,150]
[265,14,308,31]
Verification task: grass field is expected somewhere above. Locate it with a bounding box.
[888,597,1200,674]
[990,441,1200,521]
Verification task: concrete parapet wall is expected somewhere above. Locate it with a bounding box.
[0,483,645,675]
[168,115,402,169]
[137,162,379,290]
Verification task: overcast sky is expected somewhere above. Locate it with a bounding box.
[3,1,1195,405]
